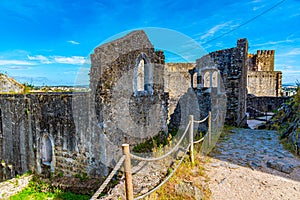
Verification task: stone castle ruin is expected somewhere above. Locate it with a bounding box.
[0,30,283,181]
[247,50,282,97]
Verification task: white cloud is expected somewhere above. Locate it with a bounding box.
[251,39,294,47]
[27,55,52,64]
[200,22,231,40]
[52,56,86,65]
[67,40,80,45]
[0,60,35,65]
[251,0,262,3]
[253,5,265,11]
[8,66,31,70]
[277,48,300,57]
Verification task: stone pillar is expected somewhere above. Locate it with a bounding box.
[197,71,202,89]
[188,69,194,88]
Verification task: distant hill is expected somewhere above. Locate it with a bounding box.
[0,74,25,93]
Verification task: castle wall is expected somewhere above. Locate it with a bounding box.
[255,50,275,71]
[247,95,290,113]
[196,39,248,127]
[247,71,282,97]
[90,31,168,147]
[0,93,98,181]
[164,63,195,120]
[0,31,169,182]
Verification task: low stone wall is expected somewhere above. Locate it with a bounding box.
[247,95,290,113]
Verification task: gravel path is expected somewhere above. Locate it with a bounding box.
[0,175,32,199]
[206,128,300,200]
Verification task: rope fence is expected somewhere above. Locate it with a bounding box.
[91,112,213,200]
[129,121,191,162]
[193,115,209,124]
[90,155,126,200]
[134,144,191,200]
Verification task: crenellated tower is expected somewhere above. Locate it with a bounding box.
[254,50,275,71]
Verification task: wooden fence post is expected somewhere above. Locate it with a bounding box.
[122,144,133,200]
[189,115,194,166]
[208,111,212,147]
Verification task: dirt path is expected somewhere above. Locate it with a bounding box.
[205,128,300,200]
[0,175,32,199]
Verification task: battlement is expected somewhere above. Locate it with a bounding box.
[257,50,275,55]
[248,49,275,72]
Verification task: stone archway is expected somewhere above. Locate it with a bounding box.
[41,134,53,166]
[133,53,153,96]
[38,133,55,173]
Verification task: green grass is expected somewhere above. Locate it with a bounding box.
[146,155,210,200]
[10,176,90,200]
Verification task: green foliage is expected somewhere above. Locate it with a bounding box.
[132,131,171,153]
[293,81,300,111]
[23,83,34,94]
[281,138,296,152]
[147,155,210,200]
[57,171,64,178]
[75,172,88,182]
[10,176,90,200]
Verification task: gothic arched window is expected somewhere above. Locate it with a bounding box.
[41,135,53,166]
[134,53,153,96]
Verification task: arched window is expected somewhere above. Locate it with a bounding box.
[212,71,218,87]
[203,72,210,87]
[134,53,153,96]
[137,59,145,91]
[192,73,197,88]
[41,135,53,166]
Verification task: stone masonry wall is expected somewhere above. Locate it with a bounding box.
[247,71,282,97]
[196,39,248,127]
[247,49,281,97]
[0,93,99,181]
[164,63,195,120]
[89,30,168,163]
[255,50,275,71]
[0,30,169,182]
[247,95,290,113]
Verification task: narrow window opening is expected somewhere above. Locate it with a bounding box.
[137,59,145,91]
[41,135,53,166]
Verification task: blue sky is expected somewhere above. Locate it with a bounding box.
[0,0,299,86]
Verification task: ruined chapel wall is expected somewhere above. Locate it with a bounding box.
[164,63,195,119]
[198,39,248,127]
[90,30,168,150]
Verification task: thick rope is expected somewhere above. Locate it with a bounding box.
[134,144,191,200]
[130,121,191,162]
[193,115,209,124]
[193,136,205,144]
[90,155,125,200]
